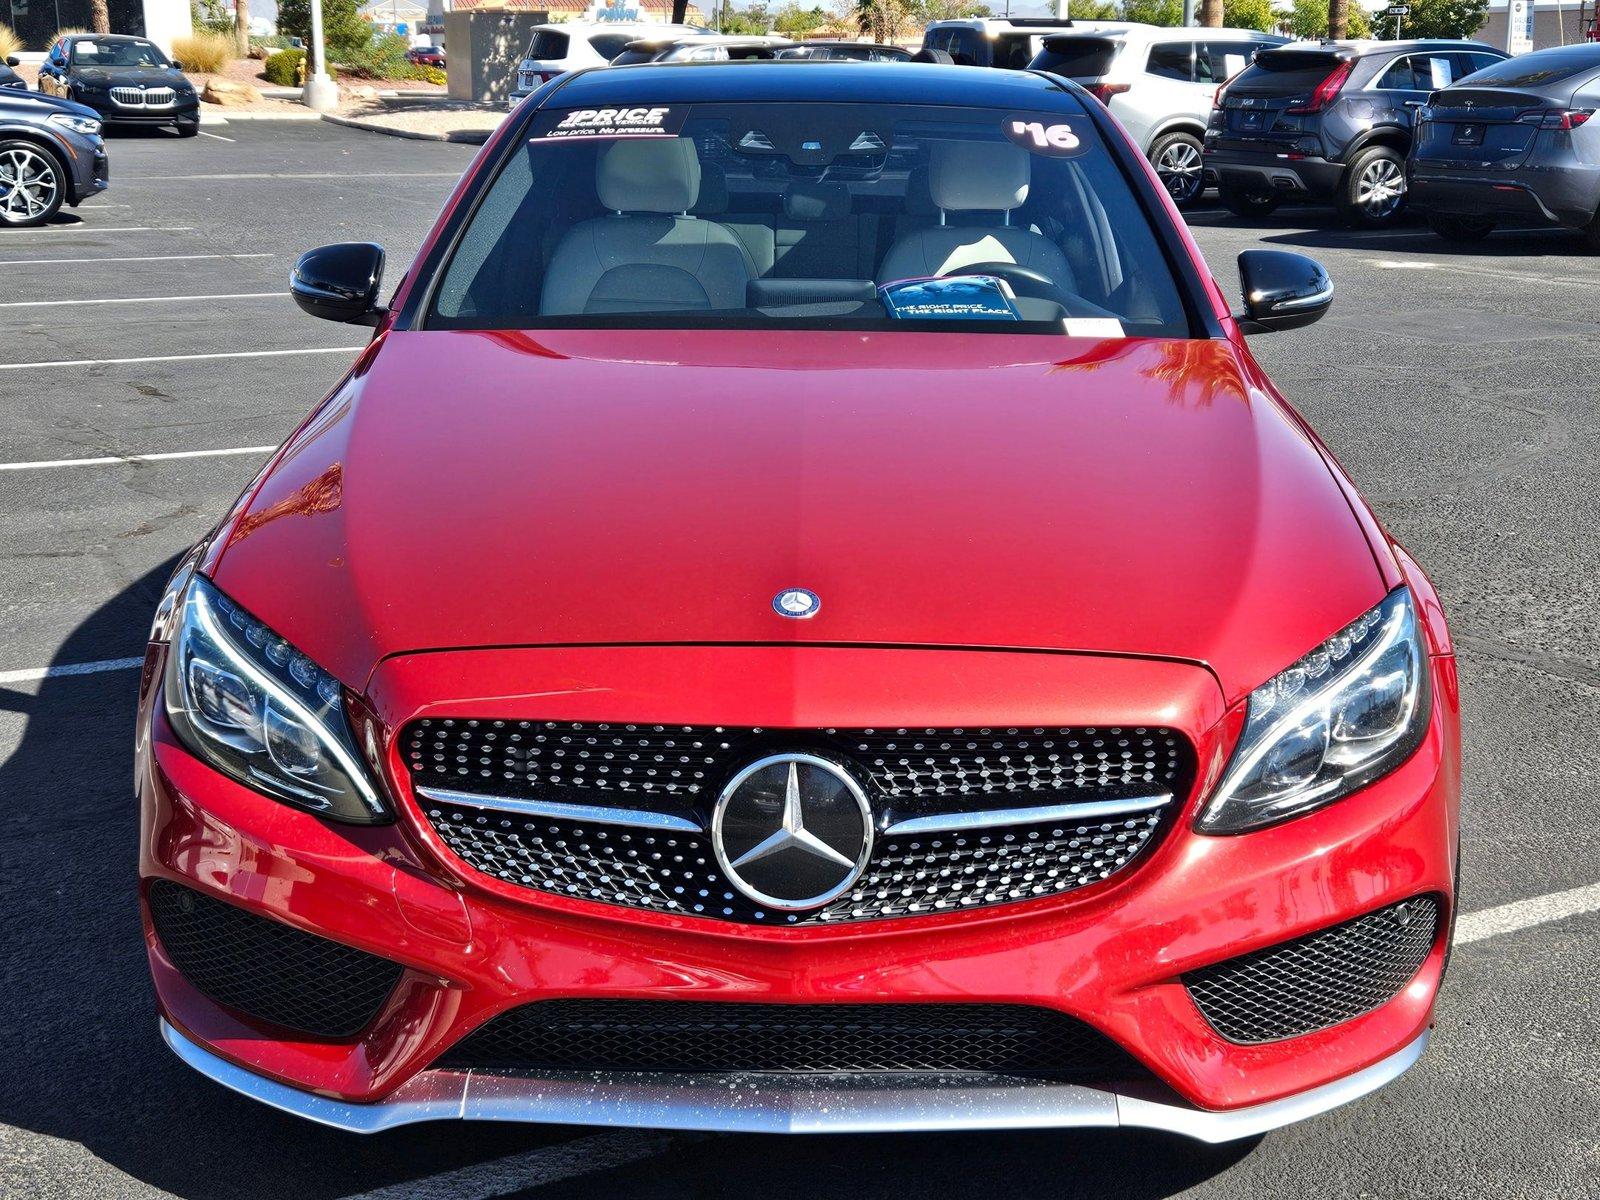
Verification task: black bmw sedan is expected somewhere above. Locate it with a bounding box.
[37,34,200,137]
[0,88,109,226]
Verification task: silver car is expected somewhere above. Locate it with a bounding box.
[1031,24,1286,206]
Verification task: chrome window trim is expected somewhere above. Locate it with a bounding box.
[415,785,703,833]
[161,1019,1430,1140]
[882,792,1172,837]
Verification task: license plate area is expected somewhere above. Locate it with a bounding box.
[1451,124,1485,146]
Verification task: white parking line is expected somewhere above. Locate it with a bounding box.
[0,346,364,371]
[0,657,143,685]
[122,172,460,181]
[9,226,194,235]
[196,130,236,142]
[1455,881,1600,945]
[0,292,280,310]
[1363,257,1600,290]
[0,445,276,473]
[338,1132,675,1200]
[0,253,272,267]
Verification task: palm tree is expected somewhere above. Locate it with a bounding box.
[1200,0,1224,25]
[89,0,111,35]
[1328,0,1349,37]
[235,0,251,56]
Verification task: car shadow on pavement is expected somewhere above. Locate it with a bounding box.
[0,562,1259,1199]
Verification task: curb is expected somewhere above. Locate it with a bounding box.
[320,113,497,144]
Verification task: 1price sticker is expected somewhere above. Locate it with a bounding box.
[1002,115,1088,158]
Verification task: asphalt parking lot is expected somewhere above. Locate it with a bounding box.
[1,119,1597,1199]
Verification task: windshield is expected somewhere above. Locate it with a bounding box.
[429,101,1190,337]
[1229,50,1342,94]
[71,39,168,68]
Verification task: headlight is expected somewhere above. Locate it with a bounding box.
[47,112,102,136]
[162,575,388,823]
[1197,588,1430,835]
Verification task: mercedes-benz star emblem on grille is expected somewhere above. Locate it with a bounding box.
[772,588,820,619]
[712,754,872,911]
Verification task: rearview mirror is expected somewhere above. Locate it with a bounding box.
[1235,249,1332,335]
[291,242,386,326]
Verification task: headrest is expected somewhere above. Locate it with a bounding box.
[597,138,701,214]
[929,142,1030,212]
[783,182,850,223]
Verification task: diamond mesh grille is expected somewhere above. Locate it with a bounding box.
[405,720,1190,925]
[1184,896,1441,1044]
[436,1000,1151,1080]
[147,880,404,1039]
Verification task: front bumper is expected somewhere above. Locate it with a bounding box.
[80,96,199,125]
[139,642,1460,1137]
[51,132,109,205]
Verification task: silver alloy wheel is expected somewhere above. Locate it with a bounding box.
[1155,140,1204,203]
[0,145,60,225]
[1356,156,1405,218]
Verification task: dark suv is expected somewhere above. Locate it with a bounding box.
[1204,39,1507,226]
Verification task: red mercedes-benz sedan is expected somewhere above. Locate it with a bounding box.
[137,62,1460,1139]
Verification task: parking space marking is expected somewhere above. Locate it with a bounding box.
[0,657,143,685]
[196,130,236,142]
[0,253,272,267]
[1363,257,1600,290]
[0,346,363,371]
[8,226,194,235]
[0,292,280,310]
[337,1132,675,1200]
[0,445,276,472]
[123,172,460,182]
[1456,881,1600,946]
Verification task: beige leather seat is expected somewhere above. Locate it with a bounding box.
[877,141,1074,291]
[541,139,755,316]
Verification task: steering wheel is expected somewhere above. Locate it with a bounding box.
[939,261,1066,306]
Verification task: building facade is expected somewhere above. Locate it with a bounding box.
[1,0,190,52]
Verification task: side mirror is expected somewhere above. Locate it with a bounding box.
[291,242,386,326]
[5,56,20,67]
[1235,249,1332,335]
[171,59,184,70]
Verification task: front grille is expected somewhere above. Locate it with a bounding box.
[147,880,404,1039]
[406,720,1191,925]
[110,86,175,107]
[1184,896,1441,1044]
[437,1000,1151,1081]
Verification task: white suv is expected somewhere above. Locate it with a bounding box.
[507,22,706,107]
[1030,25,1287,206]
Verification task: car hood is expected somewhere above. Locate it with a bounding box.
[210,329,1386,703]
[77,66,187,86]
[1,88,101,120]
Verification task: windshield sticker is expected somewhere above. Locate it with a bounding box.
[1063,317,1126,339]
[532,107,687,142]
[1002,115,1088,158]
[880,276,1021,322]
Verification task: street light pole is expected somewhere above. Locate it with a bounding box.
[302,0,340,111]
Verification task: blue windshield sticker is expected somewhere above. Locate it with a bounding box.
[879,275,1022,321]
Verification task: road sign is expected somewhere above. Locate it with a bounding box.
[1382,5,1410,14]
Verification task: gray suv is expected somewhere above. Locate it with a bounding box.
[0,87,109,227]
[1204,39,1507,226]
[1410,44,1600,247]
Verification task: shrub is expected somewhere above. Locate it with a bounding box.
[419,65,446,86]
[339,31,415,80]
[0,22,21,59]
[173,30,234,73]
[262,47,305,86]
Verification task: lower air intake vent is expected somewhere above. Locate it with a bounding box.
[437,1000,1151,1081]
[1184,896,1440,1044]
[147,880,404,1039]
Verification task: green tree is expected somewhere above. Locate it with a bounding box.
[1068,0,1119,18]
[277,0,373,61]
[1288,0,1368,36]
[911,0,992,19]
[1378,0,1487,37]
[1119,0,1182,24]
[773,1,829,35]
[856,0,909,41]
[718,0,772,31]
[1222,0,1276,30]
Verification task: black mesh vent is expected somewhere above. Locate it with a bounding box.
[147,880,404,1039]
[403,721,1189,809]
[1184,896,1441,1044]
[424,799,1162,925]
[406,721,1191,925]
[437,1000,1151,1081]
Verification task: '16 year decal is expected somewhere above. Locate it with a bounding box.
[1002,114,1088,158]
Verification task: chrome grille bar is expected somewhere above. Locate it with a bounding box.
[881,792,1173,837]
[415,785,703,833]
